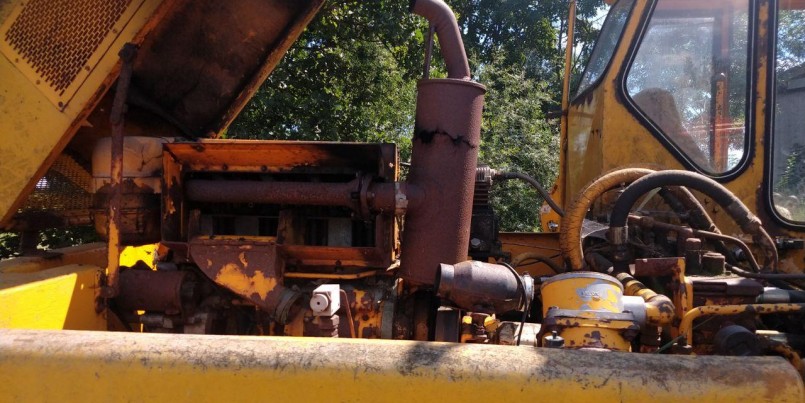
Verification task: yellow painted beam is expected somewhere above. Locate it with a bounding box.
[0,329,801,402]
[0,243,106,274]
[0,264,105,330]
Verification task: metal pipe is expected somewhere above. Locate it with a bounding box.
[436,261,526,313]
[399,0,485,286]
[560,0,576,118]
[185,179,422,218]
[186,179,359,208]
[284,270,385,280]
[557,0,576,216]
[678,303,805,346]
[398,79,486,286]
[616,272,675,326]
[116,269,190,314]
[102,43,138,299]
[410,0,471,79]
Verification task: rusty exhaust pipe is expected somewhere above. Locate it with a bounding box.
[410,0,471,79]
[399,0,486,287]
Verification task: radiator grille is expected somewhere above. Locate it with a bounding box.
[0,0,139,107]
[21,154,93,213]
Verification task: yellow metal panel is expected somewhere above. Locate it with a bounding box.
[0,329,802,402]
[0,0,164,226]
[0,0,147,108]
[0,242,106,274]
[0,264,105,330]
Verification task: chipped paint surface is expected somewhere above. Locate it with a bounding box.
[214,263,277,302]
[0,329,802,402]
[542,272,624,315]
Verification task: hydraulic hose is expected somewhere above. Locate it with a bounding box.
[661,186,721,234]
[609,170,778,271]
[561,168,717,270]
[561,168,655,270]
[493,171,564,217]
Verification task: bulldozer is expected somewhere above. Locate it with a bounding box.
[1,0,804,400]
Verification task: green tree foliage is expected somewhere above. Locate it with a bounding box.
[477,56,559,231]
[230,0,604,231]
[227,1,425,162]
[452,0,603,99]
[0,227,98,259]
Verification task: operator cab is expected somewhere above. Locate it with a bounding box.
[564,0,805,235]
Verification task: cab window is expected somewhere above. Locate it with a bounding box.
[771,0,805,222]
[576,0,635,96]
[625,0,750,174]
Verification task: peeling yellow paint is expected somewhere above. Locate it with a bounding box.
[214,263,276,301]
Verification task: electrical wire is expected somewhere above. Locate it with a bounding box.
[339,289,357,338]
[494,171,565,217]
[501,262,531,346]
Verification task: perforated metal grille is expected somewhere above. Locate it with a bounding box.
[4,0,131,95]
[21,155,93,213]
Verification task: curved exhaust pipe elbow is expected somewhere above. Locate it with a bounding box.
[410,0,471,79]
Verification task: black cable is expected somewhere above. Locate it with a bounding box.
[513,254,564,273]
[494,171,565,217]
[727,263,805,280]
[501,262,531,346]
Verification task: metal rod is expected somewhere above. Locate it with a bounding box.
[102,43,138,299]
[423,23,435,79]
[557,0,576,216]
[678,303,805,347]
[284,270,385,280]
[185,179,358,207]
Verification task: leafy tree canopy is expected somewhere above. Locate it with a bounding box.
[229,0,606,231]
